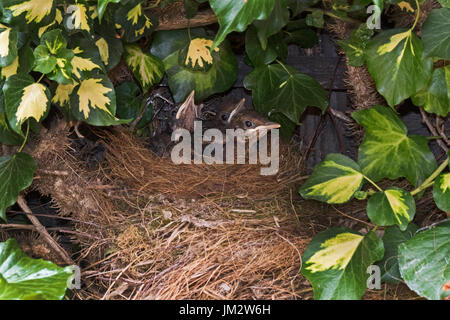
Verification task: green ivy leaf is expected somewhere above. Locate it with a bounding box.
[421,8,450,60]
[412,66,450,117]
[252,0,289,50]
[0,0,56,30]
[115,0,157,42]
[0,23,18,67]
[152,29,238,103]
[366,187,416,230]
[287,0,319,16]
[365,29,433,107]
[0,113,23,145]
[245,26,287,67]
[124,44,164,92]
[98,0,120,22]
[398,220,450,300]
[209,0,275,49]
[352,105,437,187]
[0,152,36,221]
[3,73,51,135]
[0,238,73,299]
[299,153,365,204]
[433,172,450,212]
[337,24,374,67]
[377,224,418,284]
[285,28,318,48]
[437,0,449,8]
[305,10,324,28]
[244,63,328,125]
[302,228,384,300]
[115,81,152,129]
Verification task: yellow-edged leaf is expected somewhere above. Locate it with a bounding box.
[7,0,54,24]
[71,47,102,79]
[0,25,11,58]
[184,38,220,69]
[1,56,18,79]
[77,78,112,118]
[306,233,364,273]
[68,3,91,32]
[52,83,76,106]
[95,38,109,65]
[15,83,48,123]
[38,8,62,38]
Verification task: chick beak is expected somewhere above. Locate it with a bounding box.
[227,98,246,123]
[176,90,196,119]
[255,121,281,131]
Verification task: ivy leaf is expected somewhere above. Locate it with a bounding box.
[3,73,51,135]
[1,45,34,80]
[365,29,433,107]
[152,29,238,103]
[352,105,437,187]
[98,0,120,22]
[67,74,127,126]
[302,228,384,300]
[244,63,328,125]
[252,0,289,50]
[337,24,374,67]
[287,0,319,16]
[285,28,318,49]
[0,238,73,299]
[299,153,365,204]
[377,224,418,284]
[0,0,56,29]
[398,220,450,300]
[433,172,450,212]
[69,37,104,80]
[0,23,18,68]
[94,35,123,72]
[115,0,157,42]
[209,0,275,49]
[0,152,36,221]
[37,8,63,38]
[421,8,450,60]
[366,187,416,230]
[63,1,93,34]
[305,10,324,28]
[0,113,23,145]
[115,81,152,129]
[412,66,450,117]
[124,44,164,92]
[245,26,287,67]
[437,0,449,8]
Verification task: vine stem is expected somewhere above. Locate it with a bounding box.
[363,175,383,192]
[276,59,292,76]
[411,157,449,196]
[18,120,30,153]
[304,8,360,24]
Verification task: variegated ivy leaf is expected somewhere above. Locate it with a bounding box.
[151,28,238,103]
[115,0,157,42]
[124,44,164,92]
[0,23,18,67]
[365,29,433,107]
[94,36,123,71]
[337,23,373,67]
[412,66,450,117]
[69,37,104,80]
[209,0,275,49]
[433,171,450,212]
[352,105,437,187]
[0,152,37,221]
[0,0,56,29]
[178,38,220,72]
[366,187,416,231]
[299,153,365,204]
[1,45,33,80]
[63,1,93,34]
[38,8,62,38]
[3,73,50,135]
[62,74,127,126]
[301,228,384,300]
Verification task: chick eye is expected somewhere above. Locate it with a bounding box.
[245,120,253,128]
[221,113,229,121]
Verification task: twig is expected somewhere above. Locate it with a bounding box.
[37,169,69,176]
[17,195,74,265]
[73,121,85,139]
[435,116,450,146]
[0,223,36,230]
[420,108,448,153]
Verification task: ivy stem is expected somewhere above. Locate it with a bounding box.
[411,157,449,196]
[18,120,30,153]
[426,135,450,140]
[411,0,421,31]
[362,175,383,192]
[304,8,360,24]
[36,73,45,83]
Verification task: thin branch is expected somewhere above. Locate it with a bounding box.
[419,108,448,153]
[17,195,74,265]
[435,116,450,147]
